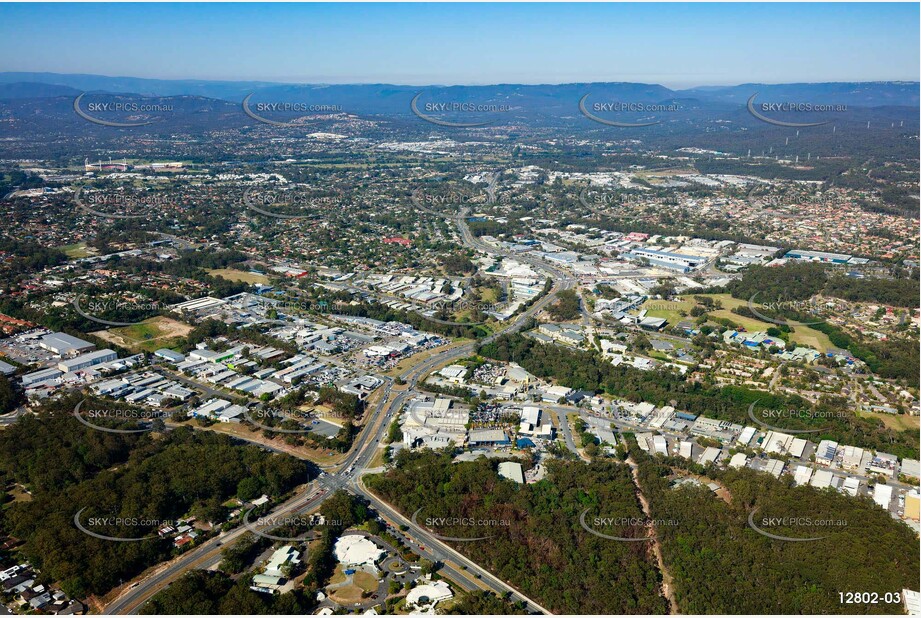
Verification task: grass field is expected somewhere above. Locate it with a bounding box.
[353,571,379,593]
[708,310,769,332]
[330,584,365,605]
[329,564,348,586]
[93,316,193,353]
[59,242,94,259]
[641,297,695,323]
[206,268,270,285]
[788,327,836,352]
[859,410,921,432]
[681,293,748,310]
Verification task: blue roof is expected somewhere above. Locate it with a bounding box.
[516,438,536,448]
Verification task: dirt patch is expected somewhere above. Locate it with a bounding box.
[353,571,379,593]
[93,317,193,352]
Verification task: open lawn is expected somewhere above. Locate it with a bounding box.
[92,316,193,353]
[859,410,921,432]
[681,293,748,311]
[330,584,365,604]
[641,297,695,324]
[59,242,95,259]
[708,310,771,333]
[206,268,270,285]
[788,326,836,353]
[329,564,348,586]
[353,571,379,593]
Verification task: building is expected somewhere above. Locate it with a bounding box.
[406,580,453,611]
[904,491,920,522]
[625,248,707,272]
[155,348,186,363]
[57,349,117,373]
[873,483,894,511]
[699,447,722,465]
[763,459,786,478]
[728,453,748,469]
[815,440,839,465]
[21,367,63,386]
[784,249,852,264]
[793,465,813,486]
[264,545,301,578]
[334,535,385,568]
[468,429,510,447]
[39,332,94,356]
[498,461,525,484]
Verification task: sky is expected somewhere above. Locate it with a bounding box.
[0,3,917,88]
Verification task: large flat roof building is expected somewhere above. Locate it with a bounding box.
[57,349,117,373]
[39,332,94,356]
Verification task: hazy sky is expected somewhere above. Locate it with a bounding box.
[0,3,917,87]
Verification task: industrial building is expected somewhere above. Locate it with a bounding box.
[57,349,117,373]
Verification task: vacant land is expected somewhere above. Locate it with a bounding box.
[93,316,193,352]
[642,297,695,323]
[207,268,270,285]
[59,242,95,259]
[859,409,921,432]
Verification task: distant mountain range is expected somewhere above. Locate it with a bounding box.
[0,72,917,111]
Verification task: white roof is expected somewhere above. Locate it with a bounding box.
[763,459,786,477]
[810,469,836,488]
[699,447,721,465]
[406,581,453,609]
[334,535,384,567]
[793,465,813,486]
[498,461,524,484]
[728,453,748,469]
[873,484,894,510]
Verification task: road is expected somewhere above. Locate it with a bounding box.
[106,187,564,614]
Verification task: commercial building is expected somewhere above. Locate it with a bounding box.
[39,332,94,356]
[57,349,117,373]
[468,429,510,447]
[498,461,525,484]
[155,348,186,363]
[873,484,894,510]
[784,249,852,264]
[0,359,16,376]
[625,248,707,272]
